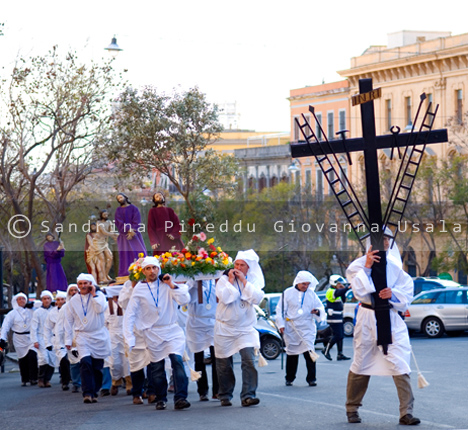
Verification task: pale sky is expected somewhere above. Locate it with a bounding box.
[1,0,466,132]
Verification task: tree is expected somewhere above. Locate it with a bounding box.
[0,47,121,293]
[102,86,239,219]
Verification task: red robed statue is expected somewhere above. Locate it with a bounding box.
[147,192,184,256]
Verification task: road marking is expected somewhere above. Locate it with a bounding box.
[257,391,455,429]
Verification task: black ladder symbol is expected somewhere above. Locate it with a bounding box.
[295,107,370,250]
[383,97,439,241]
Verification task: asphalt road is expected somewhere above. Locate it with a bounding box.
[1,335,467,430]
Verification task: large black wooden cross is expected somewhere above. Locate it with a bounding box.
[291,78,448,353]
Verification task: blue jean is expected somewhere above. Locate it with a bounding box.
[80,355,103,398]
[131,364,155,397]
[70,362,81,388]
[101,366,112,390]
[151,354,188,403]
[216,347,258,401]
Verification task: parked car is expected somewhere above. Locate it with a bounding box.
[404,287,468,338]
[255,305,283,360]
[259,293,282,320]
[412,277,461,296]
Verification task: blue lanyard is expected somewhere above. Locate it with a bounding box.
[204,280,213,304]
[147,280,160,308]
[300,291,306,309]
[80,294,91,317]
[235,275,247,295]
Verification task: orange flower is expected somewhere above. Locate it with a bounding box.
[181,263,186,268]
[185,252,192,259]
[210,252,217,258]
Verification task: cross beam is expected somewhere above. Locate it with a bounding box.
[290,129,448,158]
[291,78,449,353]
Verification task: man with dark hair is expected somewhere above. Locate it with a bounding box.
[115,193,147,277]
[147,192,184,255]
[65,274,111,404]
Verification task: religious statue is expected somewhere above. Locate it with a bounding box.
[115,193,147,277]
[43,233,68,292]
[85,210,118,284]
[147,192,184,255]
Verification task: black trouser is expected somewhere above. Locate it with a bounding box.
[39,364,55,383]
[285,352,316,383]
[327,322,344,354]
[59,355,71,386]
[80,356,104,398]
[131,364,155,397]
[194,346,219,397]
[18,349,38,383]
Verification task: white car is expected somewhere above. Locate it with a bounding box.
[404,287,468,338]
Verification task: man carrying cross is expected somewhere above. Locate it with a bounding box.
[345,230,420,426]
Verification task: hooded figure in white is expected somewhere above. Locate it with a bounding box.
[64,274,111,360]
[214,249,265,407]
[1,293,36,360]
[275,271,325,386]
[276,271,325,355]
[104,285,130,393]
[31,290,56,386]
[186,279,219,400]
[0,292,38,385]
[214,250,265,358]
[123,256,191,409]
[345,229,420,425]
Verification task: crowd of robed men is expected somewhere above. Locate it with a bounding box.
[1,232,422,425]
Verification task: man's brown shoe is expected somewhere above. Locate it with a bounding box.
[347,412,362,423]
[147,394,157,404]
[83,396,93,404]
[133,396,144,405]
[110,385,119,396]
[399,414,421,425]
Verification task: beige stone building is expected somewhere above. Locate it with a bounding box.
[290,31,468,280]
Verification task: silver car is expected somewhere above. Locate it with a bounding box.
[404,287,468,338]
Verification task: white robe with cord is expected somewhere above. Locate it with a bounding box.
[64,292,111,360]
[0,302,36,359]
[118,281,151,372]
[275,286,325,355]
[44,306,68,362]
[214,275,264,358]
[186,280,217,354]
[31,307,56,367]
[123,280,190,363]
[346,255,413,376]
[56,302,80,365]
[104,302,130,381]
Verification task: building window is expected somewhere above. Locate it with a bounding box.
[295,170,301,187]
[339,110,346,131]
[328,169,335,195]
[327,111,334,140]
[316,113,322,141]
[293,116,300,141]
[405,97,412,127]
[305,169,312,191]
[259,176,267,192]
[457,89,463,125]
[386,99,392,131]
[316,169,323,201]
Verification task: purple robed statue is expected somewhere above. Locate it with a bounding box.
[43,233,68,292]
[115,193,147,277]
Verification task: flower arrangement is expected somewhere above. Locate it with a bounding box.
[128,253,146,282]
[156,233,233,279]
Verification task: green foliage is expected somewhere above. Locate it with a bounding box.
[101,86,239,219]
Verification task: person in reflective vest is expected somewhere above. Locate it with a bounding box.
[322,275,351,361]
